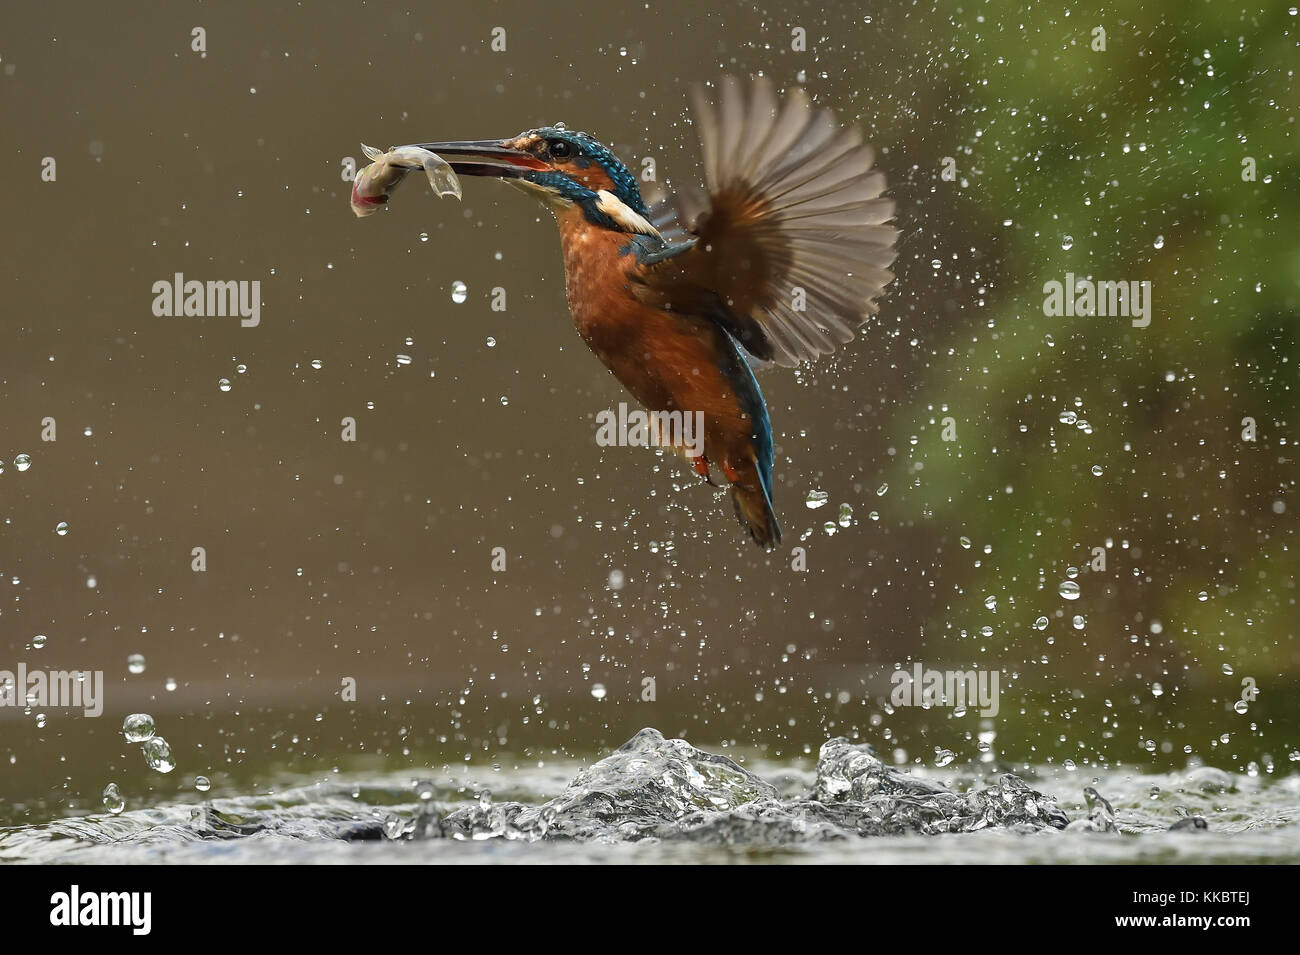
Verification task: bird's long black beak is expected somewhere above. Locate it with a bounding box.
[405,140,548,178]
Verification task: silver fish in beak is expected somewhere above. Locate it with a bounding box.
[349,144,462,218]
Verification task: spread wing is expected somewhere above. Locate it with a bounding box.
[634,76,898,368]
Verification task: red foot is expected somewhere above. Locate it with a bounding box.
[693,456,718,486]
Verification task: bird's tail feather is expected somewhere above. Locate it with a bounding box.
[731,481,782,550]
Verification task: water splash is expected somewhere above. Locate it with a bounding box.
[392,730,1073,843]
[0,734,1284,863]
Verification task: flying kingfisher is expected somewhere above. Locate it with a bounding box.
[393,76,896,548]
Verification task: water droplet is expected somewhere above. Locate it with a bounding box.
[122,713,156,743]
[1091,465,1103,476]
[608,569,625,591]
[413,779,435,800]
[195,775,212,792]
[1197,591,1209,601]
[14,453,32,472]
[1059,410,1077,425]
[102,783,125,815]
[805,489,829,509]
[837,503,853,527]
[396,354,412,366]
[984,595,997,611]
[164,677,177,692]
[55,522,68,536]
[451,281,468,303]
[218,378,232,392]
[1072,615,1086,630]
[1059,581,1081,600]
[959,536,972,549]
[590,684,607,701]
[876,483,888,497]
[127,653,146,675]
[31,634,46,649]
[310,358,323,370]
[142,737,175,773]
[1233,699,1249,715]
[1034,616,1049,630]
[1061,235,1073,250]
[1153,235,1164,250]
[934,748,956,767]
[1221,663,1234,676]
[485,336,497,347]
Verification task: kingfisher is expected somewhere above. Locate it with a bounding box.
[398,76,896,548]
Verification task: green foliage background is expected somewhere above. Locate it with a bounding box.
[879,4,1297,703]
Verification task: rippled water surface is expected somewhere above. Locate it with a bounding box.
[4,729,1296,864]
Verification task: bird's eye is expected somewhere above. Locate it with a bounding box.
[548,139,572,159]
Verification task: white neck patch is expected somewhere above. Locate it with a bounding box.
[595,190,661,238]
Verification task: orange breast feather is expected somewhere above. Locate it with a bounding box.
[556,211,752,448]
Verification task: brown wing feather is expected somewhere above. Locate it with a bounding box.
[635,76,898,368]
